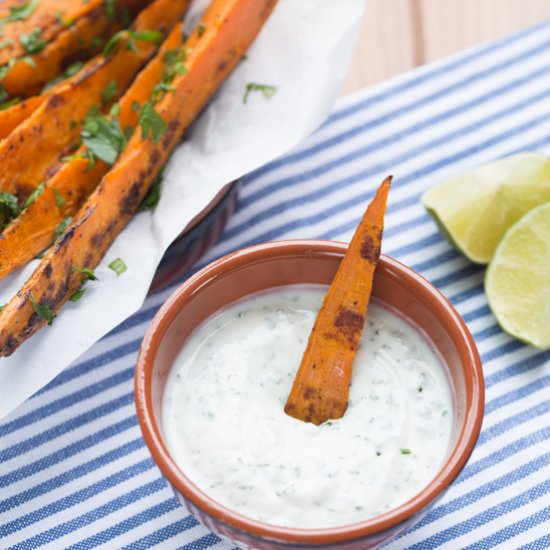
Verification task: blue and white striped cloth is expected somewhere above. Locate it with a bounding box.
[1,21,550,550]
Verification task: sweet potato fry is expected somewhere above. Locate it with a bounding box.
[0,24,185,278]
[0,0,189,206]
[285,177,392,425]
[0,0,278,356]
[0,0,105,66]
[0,0,152,135]
[0,96,42,139]
[116,21,183,127]
[0,0,151,98]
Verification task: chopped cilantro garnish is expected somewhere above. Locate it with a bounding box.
[53,217,72,240]
[400,448,412,455]
[29,295,55,325]
[23,181,45,208]
[131,100,141,112]
[101,79,118,106]
[43,61,84,91]
[102,30,125,56]
[72,264,98,281]
[132,30,163,44]
[65,61,85,77]
[108,257,127,276]
[91,36,103,49]
[81,148,97,170]
[105,0,117,22]
[123,125,134,141]
[243,82,277,104]
[81,106,126,165]
[4,0,38,22]
[0,191,19,227]
[150,48,187,104]
[197,24,206,37]
[139,171,162,211]
[0,303,6,312]
[103,29,162,57]
[109,103,120,116]
[0,39,13,50]
[53,188,66,208]
[20,28,47,55]
[138,102,165,143]
[69,286,86,302]
[0,59,16,81]
[21,55,36,67]
[0,97,19,110]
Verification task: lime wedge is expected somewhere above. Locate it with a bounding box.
[485,202,550,349]
[422,152,550,264]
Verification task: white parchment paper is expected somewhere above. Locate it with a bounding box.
[0,0,367,420]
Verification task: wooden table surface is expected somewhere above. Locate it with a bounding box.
[343,0,550,94]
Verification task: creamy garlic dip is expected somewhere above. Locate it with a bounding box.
[162,286,453,528]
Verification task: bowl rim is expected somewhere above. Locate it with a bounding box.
[135,239,485,545]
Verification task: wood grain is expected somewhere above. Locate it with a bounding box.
[342,0,550,94]
[343,0,418,93]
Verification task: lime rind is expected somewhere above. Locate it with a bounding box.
[422,152,550,265]
[424,205,479,263]
[485,201,550,350]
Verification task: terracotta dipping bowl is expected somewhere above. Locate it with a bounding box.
[135,240,484,549]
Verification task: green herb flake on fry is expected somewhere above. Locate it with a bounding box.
[53,189,66,208]
[105,0,117,22]
[0,191,20,227]
[101,80,119,106]
[29,295,55,325]
[23,181,45,208]
[53,217,72,240]
[69,287,87,302]
[20,28,47,55]
[3,0,39,23]
[138,102,165,143]
[72,264,99,281]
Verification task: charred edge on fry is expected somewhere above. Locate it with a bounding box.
[161,119,179,148]
[334,307,364,347]
[360,232,381,263]
[53,205,95,253]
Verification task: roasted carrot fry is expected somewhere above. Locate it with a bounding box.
[0,96,42,139]
[0,23,184,278]
[285,177,392,425]
[0,0,278,356]
[0,0,189,206]
[1,0,151,99]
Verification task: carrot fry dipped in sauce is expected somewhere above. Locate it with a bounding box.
[285,176,392,425]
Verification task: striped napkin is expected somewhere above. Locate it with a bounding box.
[1,20,549,550]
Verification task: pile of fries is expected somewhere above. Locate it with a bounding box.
[0,0,277,356]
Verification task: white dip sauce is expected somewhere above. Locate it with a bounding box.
[162,286,453,528]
